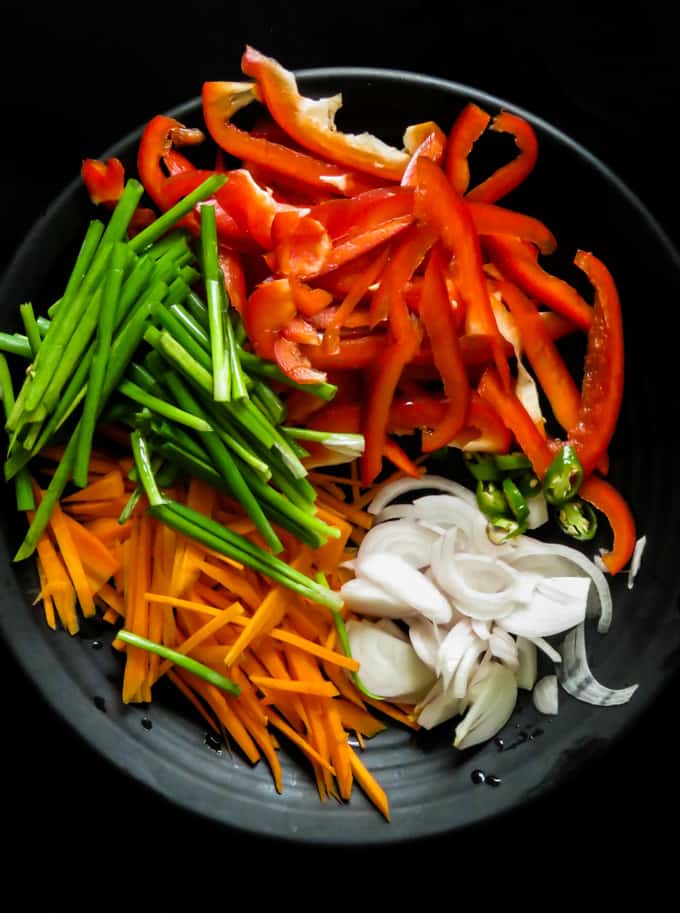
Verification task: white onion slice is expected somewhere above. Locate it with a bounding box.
[356,552,452,624]
[452,638,486,698]
[529,636,562,663]
[557,622,638,706]
[471,619,491,641]
[431,529,522,620]
[374,618,409,641]
[415,679,463,730]
[499,577,589,638]
[408,616,441,670]
[339,576,413,619]
[374,503,417,523]
[628,535,647,590]
[437,619,475,689]
[527,492,549,530]
[357,519,437,569]
[411,495,495,555]
[454,662,518,750]
[533,674,559,714]
[367,474,477,516]
[346,619,436,701]
[489,626,519,668]
[516,637,537,690]
[507,542,613,634]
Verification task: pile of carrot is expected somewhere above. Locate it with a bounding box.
[31,445,426,819]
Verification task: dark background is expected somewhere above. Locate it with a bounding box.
[1,1,677,881]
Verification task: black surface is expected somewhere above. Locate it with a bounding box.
[1,1,678,878]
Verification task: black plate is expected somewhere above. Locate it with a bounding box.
[1,67,679,845]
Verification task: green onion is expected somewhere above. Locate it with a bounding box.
[201,203,229,402]
[0,355,34,511]
[115,629,241,696]
[47,219,104,318]
[118,379,213,433]
[19,303,42,358]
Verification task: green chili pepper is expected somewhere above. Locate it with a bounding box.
[556,499,598,541]
[465,452,501,482]
[543,444,584,505]
[502,477,529,523]
[494,452,532,472]
[486,516,528,545]
[476,480,507,517]
[513,470,541,499]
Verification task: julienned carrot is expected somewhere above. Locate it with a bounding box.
[154,600,244,682]
[250,676,340,698]
[62,468,125,503]
[349,747,390,821]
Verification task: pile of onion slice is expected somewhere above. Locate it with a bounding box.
[341,475,639,750]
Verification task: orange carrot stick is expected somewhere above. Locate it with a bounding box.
[250,676,339,698]
[349,747,390,820]
[62,469,125,503]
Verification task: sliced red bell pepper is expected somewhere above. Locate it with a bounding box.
[81,157,125,205]
[497,277,581,432]
[453,394,513,453]
[273,336,327,384]
[218,246,247,315]
[137,114,205,209]
[202,81,383,197]
[445,102,491,195]
[281,316,321,346]
[413,157,510,387]
[158,169,252,248]
[243,278,297,360]
[579,475,636,575]
[241,45,410,181]
[310,215,413,279]
[216,168,305,249]
[567,250,625,477]
[369,222,438,327]
[468,202,557,255]
[483,234,594,331]
[418,245,470,451]
[401,121,448,186]
[465,111,539,204]
[309,187,414,241]
[478,366,554,477]
[267,211,332,277]
[360,317,422,485]
[382,437,421,477]
[324,246,390,353]
[288,275,333,317]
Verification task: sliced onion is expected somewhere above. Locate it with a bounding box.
[358,519,438,569]
[408,616,441,669]
[431,528,522,620]
[499,576,589,638]
[340,576,414,619]
[410,495,495,555]
[533,674,559,714]
[346,619,436,701]
[527,492,549,530]
[367,474,477,516]
[506,542,613,634]
[557,622,638,706]
[374,618,409,641]
[415,679,463,730]
[356,552,453,624]
[489,626,519,668]
[628,535,647,590]
[516,637,537,690]
[471,619,491,641]
[452,638,486,698]
[454,662,518,750]
[529,636,562,663]
[374,503,417,523]
[437,619,475,689]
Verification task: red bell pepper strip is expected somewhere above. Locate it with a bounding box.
[445,103,491,195]
[468,202,557,255]
[401,122,448,186]
[243,278,297,360]
[413,157,510,388]
[382,437,421,477]
[309,187,414,241]
[419,245,470,451]
[81,157,125,205]
[201,81,383,197]
[324,247,390,353]
[241,45,410,181]
[267,212,332,277]
[579,476,636,575]
[288,275,333,318]
[567,250,625,477]
[216,168,304,249]
[157,169,252,248]
[369,222,438,327]
[218,246,247,315]
[465,111,539,204]
[281,316,322,346]
[496,277,581,432]
[137,115,205,209]
[478,366,554,477]
[360,317,422,485]
[273,336,327,384]
[483,234,594,331]
[310,215,413,279]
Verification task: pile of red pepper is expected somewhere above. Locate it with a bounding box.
[81,45,635,575]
